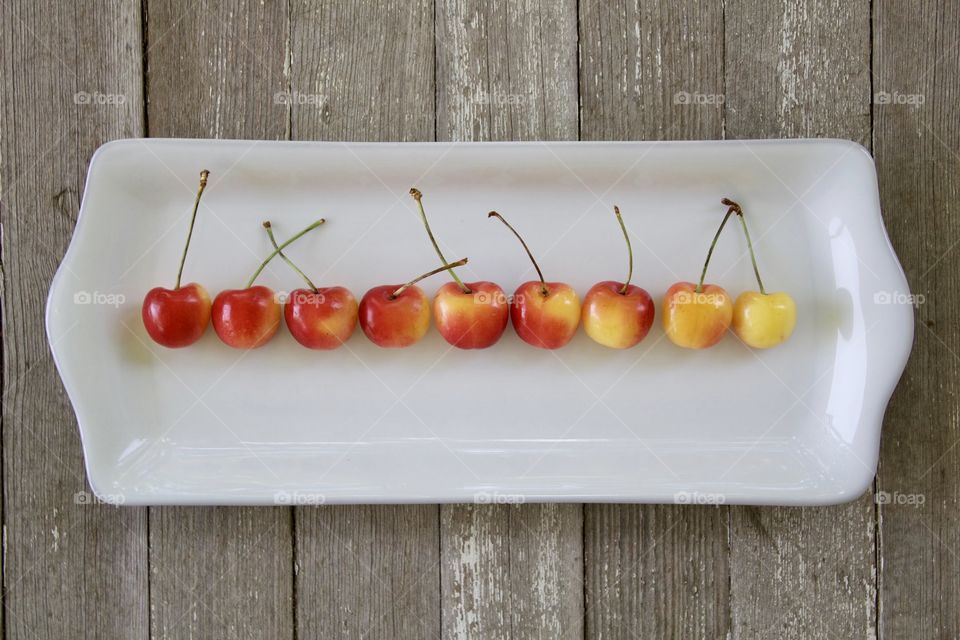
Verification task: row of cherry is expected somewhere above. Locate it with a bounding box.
[142,171,796,352]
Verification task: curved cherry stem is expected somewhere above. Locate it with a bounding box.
[175,169,210,289]
[613,205,633,294]
[264,221,319,293]
[723,197,766,295]
[488,211,548,296]
[409,188,471,294]
[697,205,736,293]
[390,257,469,300]
[246,218,325,288]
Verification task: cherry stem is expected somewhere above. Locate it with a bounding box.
[390,257,469,300]
[264,221,319,293]
[723,197,766,295]
[613,205,633,294]
[488,211,548,296]
[697,205,736,293]
[246,218,325,288]
[409,188,471,294]
[175,169,210,290]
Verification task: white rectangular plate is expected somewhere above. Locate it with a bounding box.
[47,139,912,506]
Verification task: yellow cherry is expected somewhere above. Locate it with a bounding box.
[732,291,796,349]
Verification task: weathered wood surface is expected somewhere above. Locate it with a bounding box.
[289,2,442,638]
[1,1,953,639]
[436,1,584,638]
[578,2,731,638]
[875,1,960,638]
[725,2,878,640]
[144,2,294,639]
[0,1,149,639]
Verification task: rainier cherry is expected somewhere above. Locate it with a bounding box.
[488,211,580,349]
[724,198,796,349]
[662,203,734,349]
[410,188,509,349]
[359,258,469,348]
[211,219,324,349]
[581,205,655,349]
[263,222,358,350]
[142,170,212,348]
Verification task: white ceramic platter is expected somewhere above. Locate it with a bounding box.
[47,139,913,506]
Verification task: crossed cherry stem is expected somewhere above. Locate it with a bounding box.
[697,197,766,294]
[410,188,471,294]
[246,218,326,287]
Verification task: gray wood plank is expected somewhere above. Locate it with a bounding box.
[874,0,960,637]
[724,2,877,639]
[578,2,729,638]
[0,1,149,638]
[435,1,582,638]
[144,2,295,639]
[288,1,442,638]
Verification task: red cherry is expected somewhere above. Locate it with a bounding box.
[433,281,509,349]
[212,285,281,349]
[142,282,211,348]
[141,170,211,348]
[284,287,358,350]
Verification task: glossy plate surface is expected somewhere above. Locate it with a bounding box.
[47,139,913,505]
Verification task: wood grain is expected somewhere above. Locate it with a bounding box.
[874,0,960,637]
[724,2,877,639]
[288,2,442,638]
[144,2,294,639]
[435,1,583,638]
[578,2,730,638]
[0,0,149,638]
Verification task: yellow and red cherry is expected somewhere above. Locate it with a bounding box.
[262,222,358,350]
[724,198,797,349]
[488,211,580,349]
[142,170,212,348]
[662,203,734,349]
[582,205,654,349]
[211,219,324,349]
[410,188,509,349]
[359,258,468,348]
